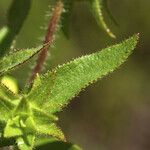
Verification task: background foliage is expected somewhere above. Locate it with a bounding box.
[0,0,149,150]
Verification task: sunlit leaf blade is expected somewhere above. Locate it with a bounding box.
[35,122,65,141]
[0,96,14,121]
[16,135,35,150]
[4,116,23,138]
[0,45,43,75]
[0,0,31,57]
[88,0,116,38]
[14,97,31,115]
[1,76,19,100]
[28,34,138,113]
[35,137,82,150]
[1,75,18,93]
[0,84,15,121]
[29,74,41,92]
[61,0,73,38]
[32,108,58,123]
[4,116,36,138]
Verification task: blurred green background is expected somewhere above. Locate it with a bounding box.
[0,0,150,149]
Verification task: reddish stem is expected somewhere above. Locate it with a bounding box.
[28,1,63,83]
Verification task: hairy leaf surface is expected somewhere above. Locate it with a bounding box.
[0,45,43,75]
[28,34,138,113]
[4,116,23,138]
[16,135,35,150]
[0,84,16,121]
[35,137,82,150]
[35,123,65,141]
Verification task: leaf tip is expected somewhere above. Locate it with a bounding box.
[131,33,140,46]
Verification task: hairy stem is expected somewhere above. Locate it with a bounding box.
[28,1,64,83]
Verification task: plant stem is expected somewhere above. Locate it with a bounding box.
[28,0,63,83]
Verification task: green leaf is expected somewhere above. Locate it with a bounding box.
[28,34,138,113]
[0,0,31,57]
[0,45,43,75]
[35,122,65,141]
[1,75,18,93]
[88,0,116,38]
[0,82,18,100]
[0,95,15,120]
[32,107,58,123]
[0,84,16,121]
[35,137,82,150]
[14,97,31,115]
[61,0,73,38]
[32,107,65,141]
[16,134,35,150]
[4,116,36,138]
[4,116,23,138]
[101,0,118,26]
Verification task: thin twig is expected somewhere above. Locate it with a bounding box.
[28,1,63,83]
